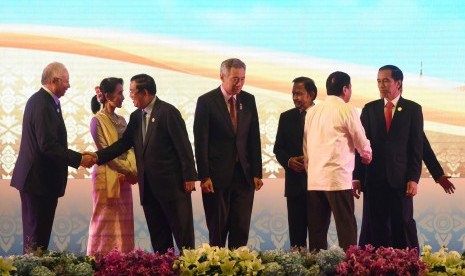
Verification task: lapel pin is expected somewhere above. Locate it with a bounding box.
[151,118,155,123]
[397,107,402,112]
[240,103,242,110]
[57,108,60,113]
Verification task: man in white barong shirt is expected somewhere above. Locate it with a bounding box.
[303,71,371,250]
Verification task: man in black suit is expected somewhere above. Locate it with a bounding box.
[354,65,423,250]
[194,58,263,248]
[273,77,317,248]
[95,74,197,253]
[11,62,94,253]
[358,133,456,246]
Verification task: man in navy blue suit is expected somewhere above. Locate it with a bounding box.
[354,65,423,249]
[11,62,94,253]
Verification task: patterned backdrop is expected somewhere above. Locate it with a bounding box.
[0,47,464,255]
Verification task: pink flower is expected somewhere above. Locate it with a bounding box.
[336,245,427,275]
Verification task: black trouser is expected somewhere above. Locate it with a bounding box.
[202,164,255,249]
[143,187,194,253]
[20,191,58,253]
[286,193,308,248]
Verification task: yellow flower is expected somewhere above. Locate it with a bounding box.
[0,257,16,275]
[179,249,200,267]
[220,259,237,275]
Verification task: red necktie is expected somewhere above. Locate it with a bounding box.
[228,97,237,133]
[385,101,394,132]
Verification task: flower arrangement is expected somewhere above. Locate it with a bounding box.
[259,245,345,275]
[421,245,465,275]
[315,246,346,274]
[336,244,427,275]
[260,248,318,275]
[7,244,461,275]
[10,250,93,276]
[93,248,177,275]
[173,243,265,275]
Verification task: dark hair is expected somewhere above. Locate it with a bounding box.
[379,65,403,88]
[130,74,156,95]
[292,76,317,100]
[90,77,124,114]
[326,71,351,96]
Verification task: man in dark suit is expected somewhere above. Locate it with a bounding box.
[94,74,197,253]
[358,133,456,246]
[273,77,317,248]
[354,65,423,250]
[11,62,94,253]
[194,58,263,248]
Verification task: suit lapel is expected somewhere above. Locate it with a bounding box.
[41,89,62,121]
[143,99,160,152]
[213,88,235,134]
[390,96,405,133]
[375,99,388,136]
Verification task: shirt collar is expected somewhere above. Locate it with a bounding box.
[143,95,157,115]
[220,85,238,101]
[42,86,60,106]
[384,94,400,107]
[302,102,315,113]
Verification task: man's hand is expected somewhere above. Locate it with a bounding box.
[184,181,196,192]
[80,152,97,168]
[406,181,418,197]
[288,156,305,172]
[352,180,361,199]
[361,152,372,165]
[124,172,138,185]
[200,177,214,193]
[254,177,263,191]
[438,175,455,194]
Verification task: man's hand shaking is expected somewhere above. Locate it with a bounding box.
[80,152,97,168]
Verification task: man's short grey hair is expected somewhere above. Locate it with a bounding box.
[220,58,246,76]
[41,62,66,85]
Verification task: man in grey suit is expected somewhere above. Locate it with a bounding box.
[11,62,94,253]
[194,58,263,248]
[95,74,197,253]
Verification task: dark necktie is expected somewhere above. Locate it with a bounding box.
[56,101,64,120]
[142,110,147,142]
[385,101,394,132]
[300,109,306,131]
[228,97,237,133]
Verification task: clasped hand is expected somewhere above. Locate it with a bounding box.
[80,151,97,168]
[289,156,305,172]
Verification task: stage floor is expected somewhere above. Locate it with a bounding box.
[1,178,464,255]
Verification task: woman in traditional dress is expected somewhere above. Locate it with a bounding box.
[87,77,137,255]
